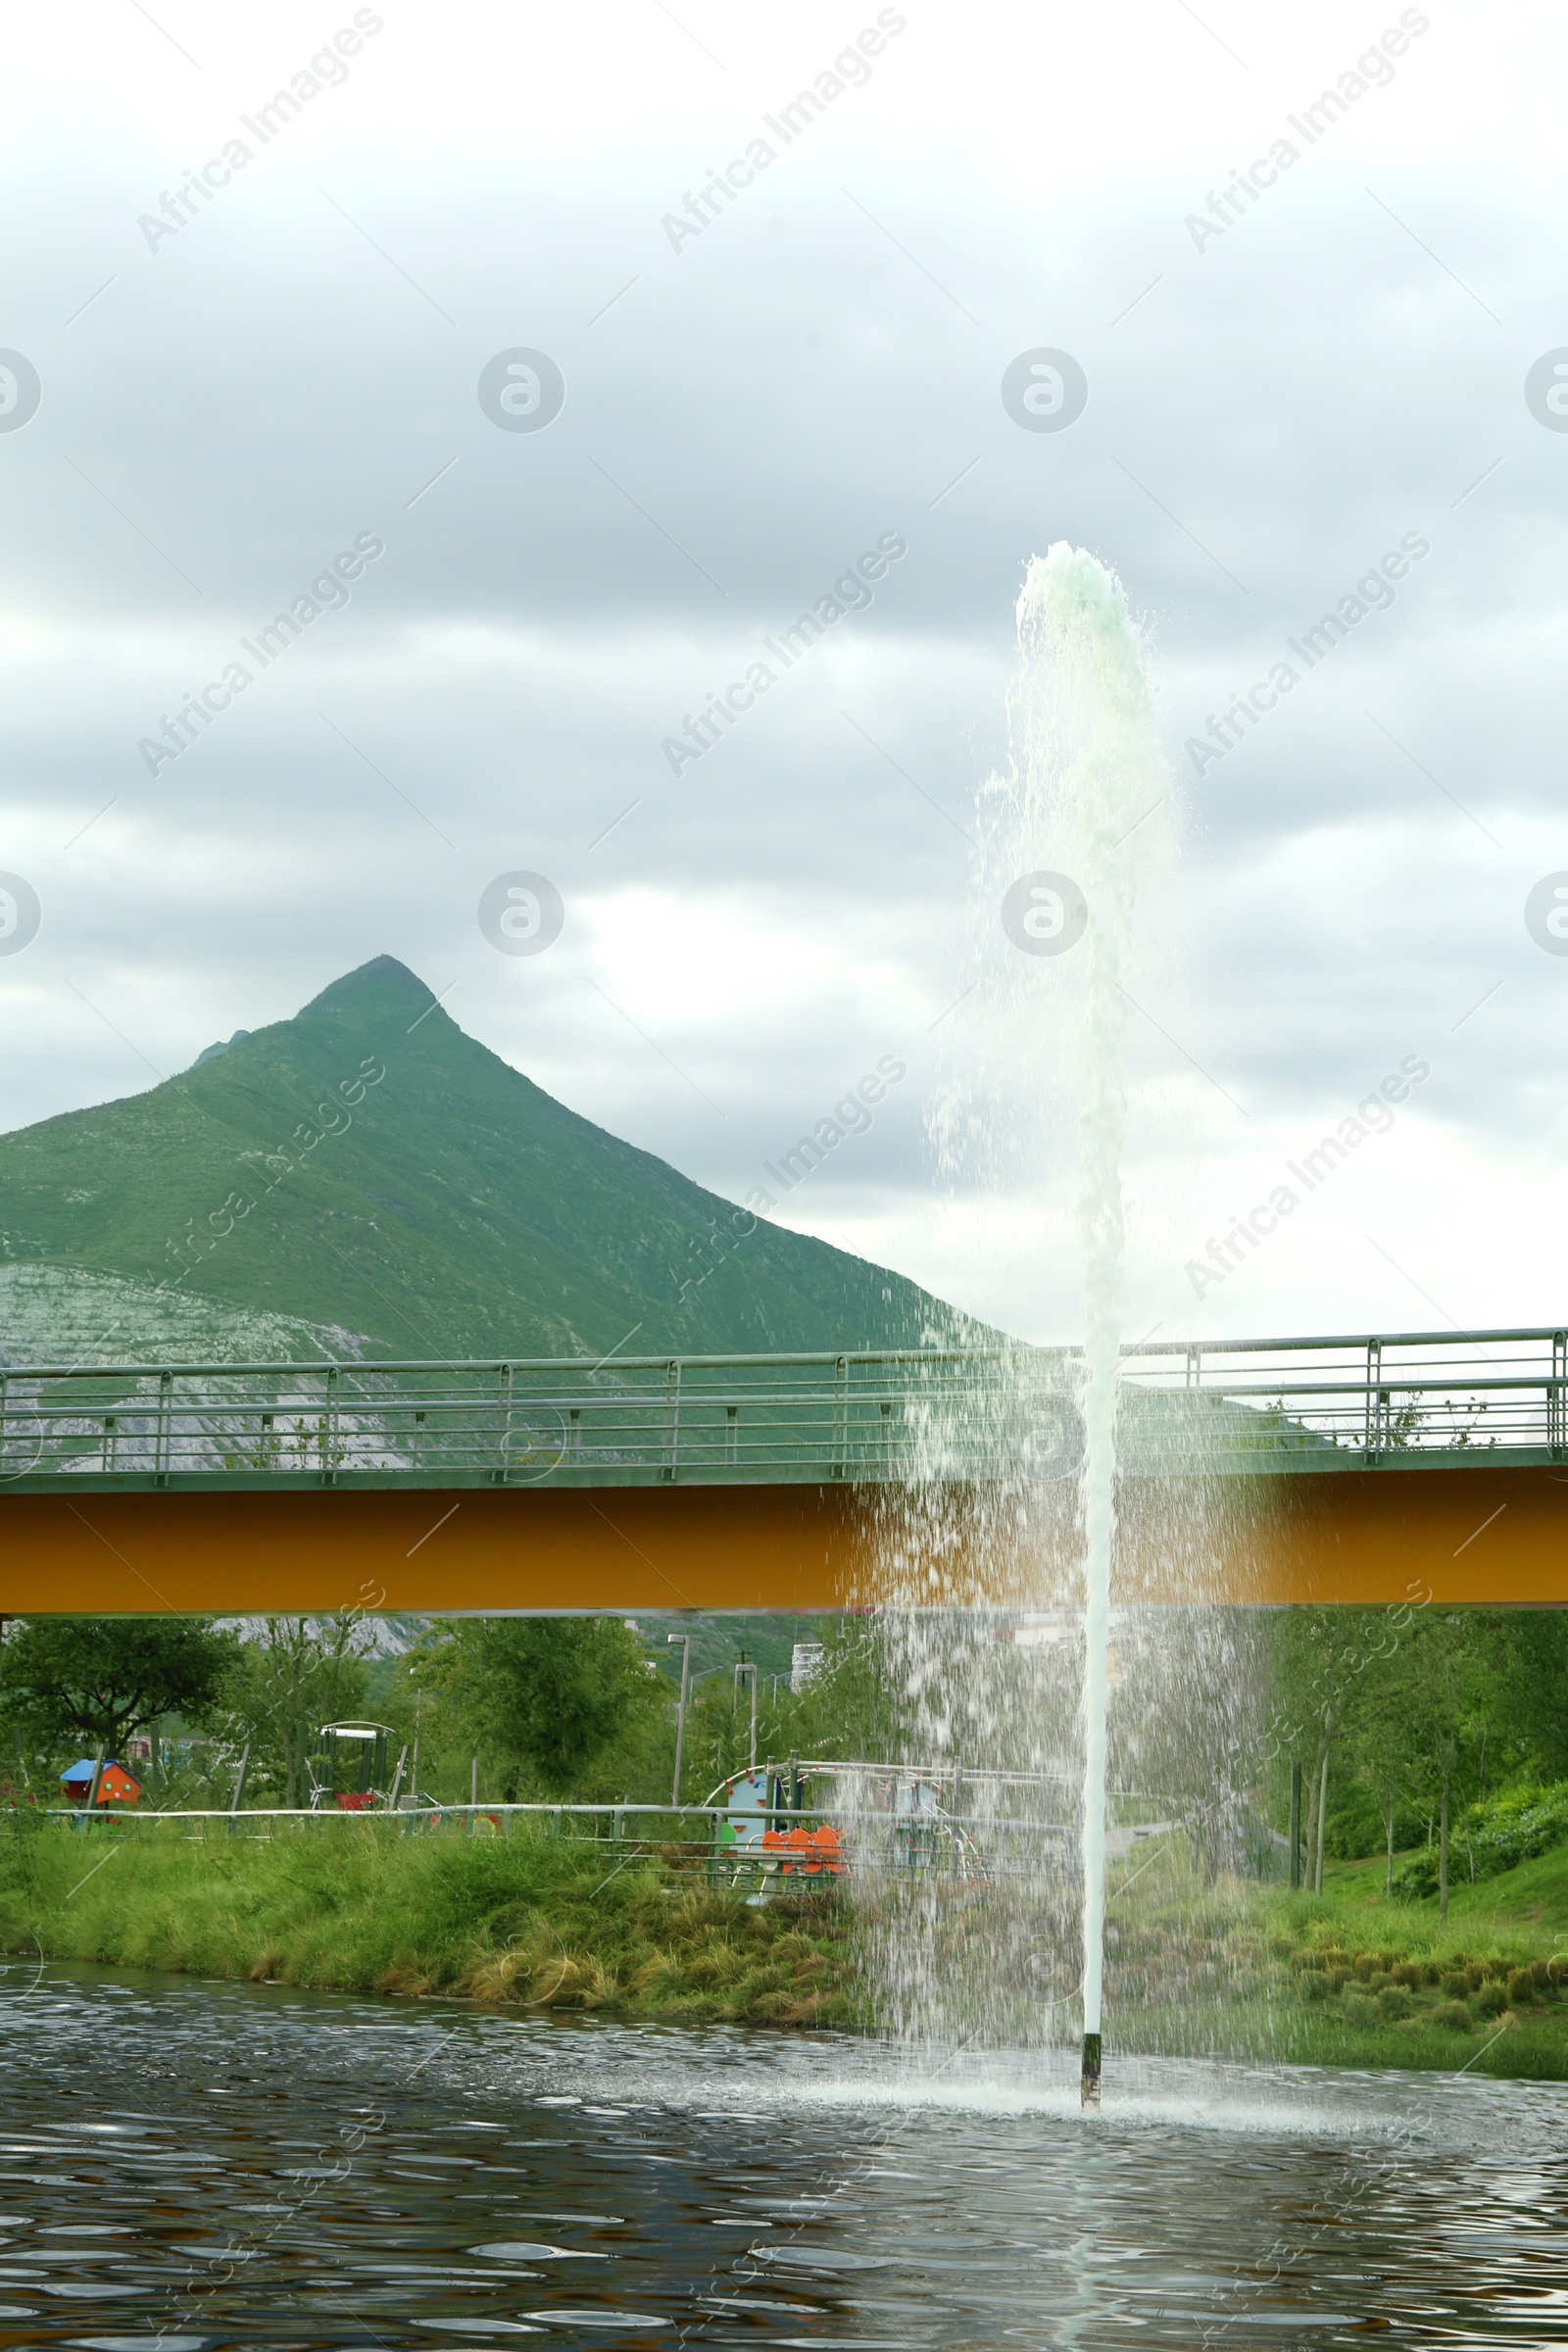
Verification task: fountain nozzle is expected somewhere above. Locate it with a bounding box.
[1080,2033,1102,2107]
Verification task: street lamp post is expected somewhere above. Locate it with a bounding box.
[733,1660,758,1774]
[667,1633,692,1807]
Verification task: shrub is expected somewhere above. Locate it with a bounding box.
[1325,1967,1350,1993]
[1530,1958,1553,1990]
[1506,1968,1536,2007]
[1368,1970,1393,1993]
[1431,2000,1472,2032]
[1441,1972,1470,1999]
[1473,1981,1507,2020]
[1391,1785,1568,1900]
[1351,1952,1378,1982]
[1343,1989,1380,2029]
[1297,1967,1329,2001]
[1377,1985,1413,2021]
[1390,1961,1422,1988]
[1469,1785,1568,1875]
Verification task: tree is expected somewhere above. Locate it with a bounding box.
[1267,1608,1397,1891]
[0,1616,239,1762]
[1487,1609,1568,1782]
[1339,1697,1418,1898]
[219,1617,370,1804]
[421,1617,667,1797]
[1388,1611,1495,1920]
[790,1619,907,1765]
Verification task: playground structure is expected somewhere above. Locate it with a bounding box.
[58,1757,141,1807]
[706,1759,1083,1888]
[313,1720,399,1810]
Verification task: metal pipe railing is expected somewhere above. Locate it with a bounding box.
[29,1801,1077,1834]
[4,1326,1567,1490]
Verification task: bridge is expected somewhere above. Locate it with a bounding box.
[2,1326,1566,1614]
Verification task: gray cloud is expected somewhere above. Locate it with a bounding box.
[4,37,1568,1339]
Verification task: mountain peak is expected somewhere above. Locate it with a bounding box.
[0,959,966,1362]
[302,955,433,1015]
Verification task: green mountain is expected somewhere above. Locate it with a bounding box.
[0,956,962,1364]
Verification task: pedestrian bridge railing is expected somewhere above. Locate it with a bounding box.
[2,1325,1564,1493]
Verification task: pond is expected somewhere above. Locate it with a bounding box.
[0,1961,1563,2348]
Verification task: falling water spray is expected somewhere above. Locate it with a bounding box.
[1008,546,1167,2107]
[873,545,1170,2082]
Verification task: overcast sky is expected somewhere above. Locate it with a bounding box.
[3,0,1565,1348]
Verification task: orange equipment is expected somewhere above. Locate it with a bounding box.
[59,1760,141,1805]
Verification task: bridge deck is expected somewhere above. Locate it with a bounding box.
[3,1326,1567,1493]
[4,1331,1566,1611]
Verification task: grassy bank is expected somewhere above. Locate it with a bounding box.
[1096,1838,1568,2081]
[1257,1840,1568,2076]
[0,1819,857,2028]
[7,1817,1568,2079]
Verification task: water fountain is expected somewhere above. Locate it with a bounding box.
[868,545,1173,2101]
[1008,547,1169,2103]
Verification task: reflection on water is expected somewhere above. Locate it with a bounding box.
[0,1962,1564,2348]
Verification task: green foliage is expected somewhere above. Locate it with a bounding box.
[1395,1610,1497,1799]
[665,1617,908,1806]
[1392,1784,1568,1899]
[1324,1780,1426,1861]
[418,1617,669,1797]
[0,1615,239,1759]
[216,1617,370,1805]
[1487,1614,1568,1782]
[1266,1606,1401,1832]
[784,1618,907,1761]
[1266,1604,1568,1914]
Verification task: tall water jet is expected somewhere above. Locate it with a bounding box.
[1010,547,1166,2104]
[863,546,1170,2085]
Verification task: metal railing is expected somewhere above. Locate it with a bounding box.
[1,1326,1564,1492]
[1122,1324,1568,1468]
[0,1349,1069,1491]
[21,1797,1078,1885]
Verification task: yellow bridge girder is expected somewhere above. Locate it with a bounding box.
[2,1463,1564,1616]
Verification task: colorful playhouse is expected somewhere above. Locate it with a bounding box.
[59,1760,142,1806]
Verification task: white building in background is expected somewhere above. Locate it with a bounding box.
[791,1642,825,1692]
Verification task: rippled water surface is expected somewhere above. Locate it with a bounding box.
[0,1961,1565,2348]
